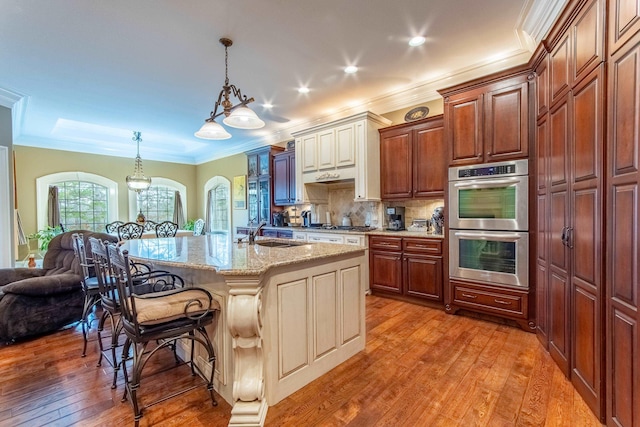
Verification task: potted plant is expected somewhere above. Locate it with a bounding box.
[28,226,63,251]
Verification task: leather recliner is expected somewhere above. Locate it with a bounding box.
[0,230,117,343]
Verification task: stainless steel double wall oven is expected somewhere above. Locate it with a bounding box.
[448,159,529,288]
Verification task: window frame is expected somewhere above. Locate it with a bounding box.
[204,176,231,234]
[36,172,118,232]
[127,177,187,224]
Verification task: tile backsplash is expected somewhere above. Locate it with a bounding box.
[295,182,445,229]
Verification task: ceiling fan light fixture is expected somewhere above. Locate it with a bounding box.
[223,105,266,129]
[195,119,232,140]
[196,37,265,140]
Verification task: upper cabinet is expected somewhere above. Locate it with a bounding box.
[245,146,284,224]
[273,149,296,206]
[292,111,391,202]
[379,115,445,200]
[439,67,533,166]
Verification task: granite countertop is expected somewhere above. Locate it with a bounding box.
[366,229,445,239]
[120,234,365,276]
[262,225,445,238]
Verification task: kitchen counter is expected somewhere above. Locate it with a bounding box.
[263,225,445,238]
[121,234,367,427]
[120,234,364,275]
[366,229,445,239]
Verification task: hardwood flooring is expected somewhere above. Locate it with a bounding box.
[0,296,601,426]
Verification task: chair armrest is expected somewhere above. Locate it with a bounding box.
[1,274,82,296]
[131,271,184,292]
[0,268,47,287]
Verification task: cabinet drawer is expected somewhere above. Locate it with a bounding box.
[403,238,442,254]
[343,235,364,246]
[307,233,344,244]
[369,236,402,251]
[453,284,525,317]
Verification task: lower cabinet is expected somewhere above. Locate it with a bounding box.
[448,278,532,331]
[369,235,443,302]
[262,228,293,238]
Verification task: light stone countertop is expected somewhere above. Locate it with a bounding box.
[262,226,445,239]
[366,229,445,239]
[120,234,365,277]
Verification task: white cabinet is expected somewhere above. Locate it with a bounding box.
[306,233,345,244]
[300,134,318,172]
[293,111,391,202]
[292,231,307,242]
[298,231,366,246]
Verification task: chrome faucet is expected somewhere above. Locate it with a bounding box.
[248,221,267,245]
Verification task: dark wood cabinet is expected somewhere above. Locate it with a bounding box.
[440,69,530,166]
[369,235,443,302]
[533,0,606,419]
[450,279,530,328]
[244,146,284,226]
[606,25,640,427]
[273,149,296,206]
[379,115,445,200]
[608,0,640,55]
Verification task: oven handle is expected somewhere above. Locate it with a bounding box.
[453,178,522,188]
[454,231,523,242]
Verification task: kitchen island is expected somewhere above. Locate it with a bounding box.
[120,234,367,427]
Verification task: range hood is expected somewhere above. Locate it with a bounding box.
[302,167,356,184]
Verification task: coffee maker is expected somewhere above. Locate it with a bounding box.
[386,207,405,231]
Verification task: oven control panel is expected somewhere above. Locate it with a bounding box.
[448,159,528,181]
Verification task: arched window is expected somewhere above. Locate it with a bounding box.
[128,177,187,225]
[204,176,231,233]
[36,172,118,232]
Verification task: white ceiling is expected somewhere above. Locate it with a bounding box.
[0,0,566,165]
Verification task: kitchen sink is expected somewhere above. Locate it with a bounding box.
[255,240,307,248]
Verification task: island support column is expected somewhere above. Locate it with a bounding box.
[226,275,267,427]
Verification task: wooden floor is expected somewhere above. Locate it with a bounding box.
[0,296,602,427]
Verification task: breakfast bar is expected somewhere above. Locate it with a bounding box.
[121,234,367,427]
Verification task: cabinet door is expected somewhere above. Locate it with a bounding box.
[548,93,571,376]
[536,54,550,119]
[608,0,640,54]
[258,178,271,224]
[287,152,296,203]
[335,123,356,168]
[301,134,318,172]
[317,129,335,170]
[484,79,529,162]
[258,151,270,176]
[380,128,412,199]
[273,154,290,206]
[247,154,259,178]
[247,180,258,223]
[572,0,605,85]
[446,90,484,166]
[570,65,604,418]
[607,36,640,427]
[550,32,572,105]
[369,250,402,294]
[404,254,442,301]
[413,123,445,197]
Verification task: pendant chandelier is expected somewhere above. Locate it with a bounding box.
[195,38,265,140]
[126,131,151,193]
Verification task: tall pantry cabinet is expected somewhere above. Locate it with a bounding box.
[606,0,640,426]
[532,0,606,420]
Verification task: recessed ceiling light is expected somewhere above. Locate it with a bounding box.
[344,65,358,74]
[298,87,310,94]
[263,103,273,109]
[409,36,426,47]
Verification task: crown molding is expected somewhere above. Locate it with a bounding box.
[520,0,570,44]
